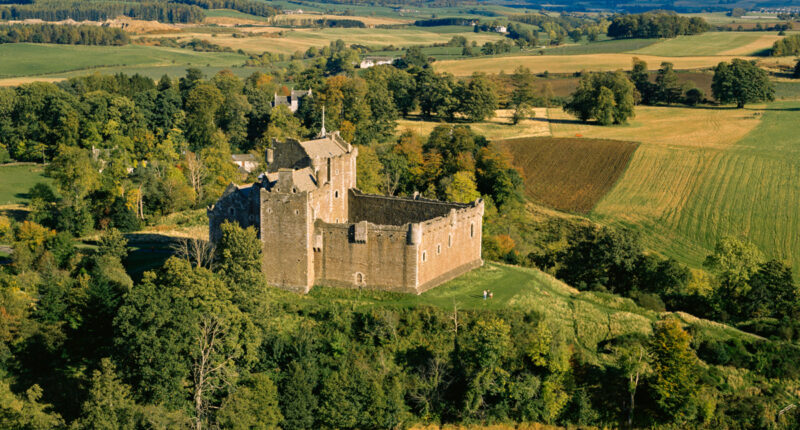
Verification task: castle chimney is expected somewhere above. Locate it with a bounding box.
[266,148,274,164]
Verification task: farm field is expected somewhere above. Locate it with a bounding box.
[632,31,784,56]
[562,102,800,269]
[396,108,549,141]
[0,43,246,78]
[496,137,638,213]
[434,53,786,76]
[307,262,758,362]
[155,26,504,55]
[0,164,50,205]
[548,104,763,148]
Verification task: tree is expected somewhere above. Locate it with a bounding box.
[649,318,699,422]
[72,358,138,430]
[355,145,384,194]
[114,258,259,415]
[444,171,481,203]
[511,103,531,125]
[684,87,704,106]
[655,62,682,105]
[610,337,651,427]
[745,260,798,319]
[594,86,616,125]
[0,381,63,429]
[794,59,800,78]
[217,374,283,430]
[711,59,775,108]
[565,71,636,125]
[630,57,656,105]
[184,83,223,149]
[458,73,497,122]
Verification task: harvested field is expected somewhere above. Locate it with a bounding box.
[396,108,550,141]
[548,105,763,149]
[268,13,412,26]
[496,137,638,213]
[434,53,793,76]
[148,26,503,55]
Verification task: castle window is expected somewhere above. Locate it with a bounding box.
[294,210,299,215]
[437,244,441,255]
[448,234,452,248]
[266,207,272,214]
[421,251,427,262]
[228,207,235,216]
[355,272,365,285]
[334,190,339,199]
[470,223,475,238]
[327,158,331,183]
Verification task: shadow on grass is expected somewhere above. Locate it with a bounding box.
[0,207,29,222]
[122,233,187,282]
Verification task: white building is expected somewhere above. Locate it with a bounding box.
[358,56,394,69]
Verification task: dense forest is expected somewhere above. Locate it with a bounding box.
[607,12,710,39]
[0,23,129,45]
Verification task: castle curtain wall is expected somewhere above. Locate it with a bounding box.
[313,221,418,293]
[348,190,467,225]
[416,204,484,293]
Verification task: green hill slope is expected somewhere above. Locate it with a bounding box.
[303,263,760,364]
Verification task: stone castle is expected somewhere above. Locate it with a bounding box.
[208,131,484,294]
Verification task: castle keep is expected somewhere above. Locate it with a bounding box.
[208,132,484,294]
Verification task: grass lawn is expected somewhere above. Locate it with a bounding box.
[0,43,247,78]
[0,164,50,205]
[632,31,784,56]
[306,262,758,361]
[572,102,800,269]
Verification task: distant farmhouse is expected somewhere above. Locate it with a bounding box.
[272,89,312,113]
[208,131,484,294]
[359,56,394,69]
[231,153,259,174]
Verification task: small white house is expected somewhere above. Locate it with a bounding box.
[359,56,394,69]
[494,26,507,33]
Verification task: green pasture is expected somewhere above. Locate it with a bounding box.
[0,43,247,78]
[0,164,50,205]
[542,38,659,55]
[631,31,781,56]
[592,101,800,269]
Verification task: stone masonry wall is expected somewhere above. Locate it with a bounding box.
[310,151,355,224]
[416,203,484,293]
[348,190,469,226]
[313,221,418,293]
[260,188,314,293]
[208,185,260,243]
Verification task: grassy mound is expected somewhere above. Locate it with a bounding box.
[496,137,638,213]
[305,263,760,364]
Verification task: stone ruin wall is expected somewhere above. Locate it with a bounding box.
[313,221,418,294]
